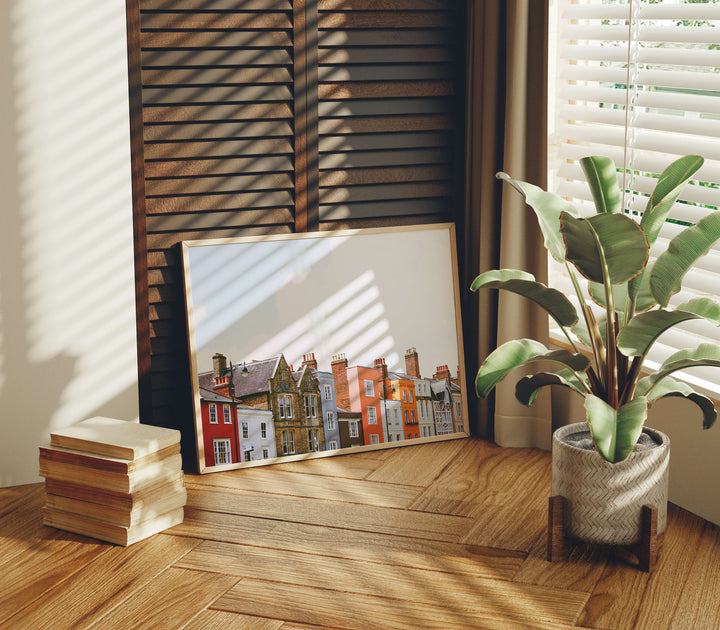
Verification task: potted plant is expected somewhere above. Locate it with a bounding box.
[473,155,720,545]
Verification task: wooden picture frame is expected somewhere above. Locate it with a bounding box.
[181,223,468,473]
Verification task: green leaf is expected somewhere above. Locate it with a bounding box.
[650,210,720,307]
[496,172,579,262]
[616,301,720,357]
[572,312,607,349]
[588,281,627,313]
[580,155,622,214]
[470,269,578,328]
[639,155,704,247]
[560,212,649,285]
[590,270,656,313]
[476,340,589,398]
[642,343,720,393]
[585,395,648,463]
[515,369,589,407]
[676,297,720,325]
[635,375,716,430]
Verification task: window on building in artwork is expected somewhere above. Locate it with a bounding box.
[402,389,407,402]
[349,421,359,439]
[369,434,380,445]
[328,440,338,450]
[408,391,413,403]
[261,422,267,438]
[404,410,409,424]
[364,380,374,397]
[278,395,292,419]
[223,405,231,424]
[242,422,249,439]
[410,410,416,424]
[308,428,320,451]
[323,384,332,400]
[244,451,252,462]
[326,411,335,430]
[213,439,231,465]
[209,404,217,424]
[367,406,377,424]
[304,394,317,419]
[262,448,269,459]
[282,430,295,455]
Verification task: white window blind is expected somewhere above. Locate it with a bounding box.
[549,0,720,393]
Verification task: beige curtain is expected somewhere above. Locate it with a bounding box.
[461,0,552,448]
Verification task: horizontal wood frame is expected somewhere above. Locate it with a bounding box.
[125,0,467,470]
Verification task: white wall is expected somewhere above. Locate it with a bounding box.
[0,0,139,486]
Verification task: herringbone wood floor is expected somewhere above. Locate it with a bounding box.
[1,437,719,629]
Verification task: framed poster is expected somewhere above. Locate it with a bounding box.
[182,224,468,473]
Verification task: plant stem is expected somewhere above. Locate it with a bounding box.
[621,355,643,403]
[566,262,607,389]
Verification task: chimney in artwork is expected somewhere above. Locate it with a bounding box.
[302,353,318,370]
[405,347,420,378]
[212,353,231,396]
[433,364,451,386]
[331,354,350,411]
[374,357,388,381]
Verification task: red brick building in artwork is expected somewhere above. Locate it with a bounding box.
[199,388,238,466]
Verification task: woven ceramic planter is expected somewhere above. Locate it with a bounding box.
[551,422,670,546]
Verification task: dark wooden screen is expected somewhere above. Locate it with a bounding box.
[126,0,466,469]
[317,0,462,229]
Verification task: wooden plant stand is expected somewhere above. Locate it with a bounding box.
[547,495,660,572]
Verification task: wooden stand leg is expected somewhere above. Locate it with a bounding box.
[637,504,658,572]
[547,495,567,562]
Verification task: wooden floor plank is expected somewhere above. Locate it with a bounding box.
[267,450,388,480]
[3,534,200,629]
[0,483,44,519]
[0,484,48,567]
[629,505,708,630]
[185,486,473,542]
[513,532,612,594]
[180,540,588,627]
[213,578,590,630]
[186,611,284,630]
[0,532,109,625]
[185,468,419,509]
[460,504,547,553]
[88,567,238,630]
[577,504,705,630]
[666,521,720,629]
[366,438,466,487]
[172,507,525,580]
[411,441,551,518]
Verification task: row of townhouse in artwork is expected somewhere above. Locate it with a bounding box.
[197,348,464,468]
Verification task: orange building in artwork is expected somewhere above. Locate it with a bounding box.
[331,355,384,445]
[385,370,420,440]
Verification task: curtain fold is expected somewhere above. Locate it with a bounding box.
[460,0,551,448]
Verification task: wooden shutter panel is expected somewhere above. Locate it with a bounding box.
[316,0,464,229]
[133,0,297,435]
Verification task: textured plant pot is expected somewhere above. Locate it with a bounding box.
[551,422,670,545]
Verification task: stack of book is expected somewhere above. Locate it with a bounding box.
[40,417,186,546]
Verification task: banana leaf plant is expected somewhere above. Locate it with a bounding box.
[473,155,720,463]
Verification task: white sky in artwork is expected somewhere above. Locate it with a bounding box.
[188,227,461,380]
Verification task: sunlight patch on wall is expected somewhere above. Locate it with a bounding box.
[8,0,138,430]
